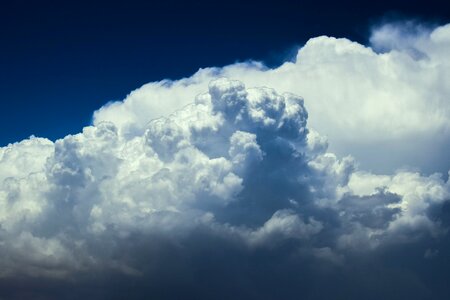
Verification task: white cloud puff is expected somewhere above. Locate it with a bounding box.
[1,77,449,283]
[93,22,450,173]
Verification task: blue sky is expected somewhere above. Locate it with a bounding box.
[1,0,449,145]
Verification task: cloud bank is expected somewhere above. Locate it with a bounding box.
[1,22,450,299]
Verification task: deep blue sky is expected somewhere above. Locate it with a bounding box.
[1,0,449,146]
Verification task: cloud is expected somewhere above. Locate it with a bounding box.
[94,22,450,174]
[1,22,450,299]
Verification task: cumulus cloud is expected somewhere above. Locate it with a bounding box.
[94,22,450,174]
[1,22,450,299]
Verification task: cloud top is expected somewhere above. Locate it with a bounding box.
[93,22,450,173]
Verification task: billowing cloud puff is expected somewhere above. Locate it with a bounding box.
[1,22,450,299]
[94,22,450,174]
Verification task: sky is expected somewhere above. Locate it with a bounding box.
[1,0,450,145]
[1,1,450,299]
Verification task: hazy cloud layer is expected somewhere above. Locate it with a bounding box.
[1,22,450,299]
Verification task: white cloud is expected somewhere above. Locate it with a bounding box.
[0,21,450,299]
[93,22,450,173]
[1,76,449,281]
